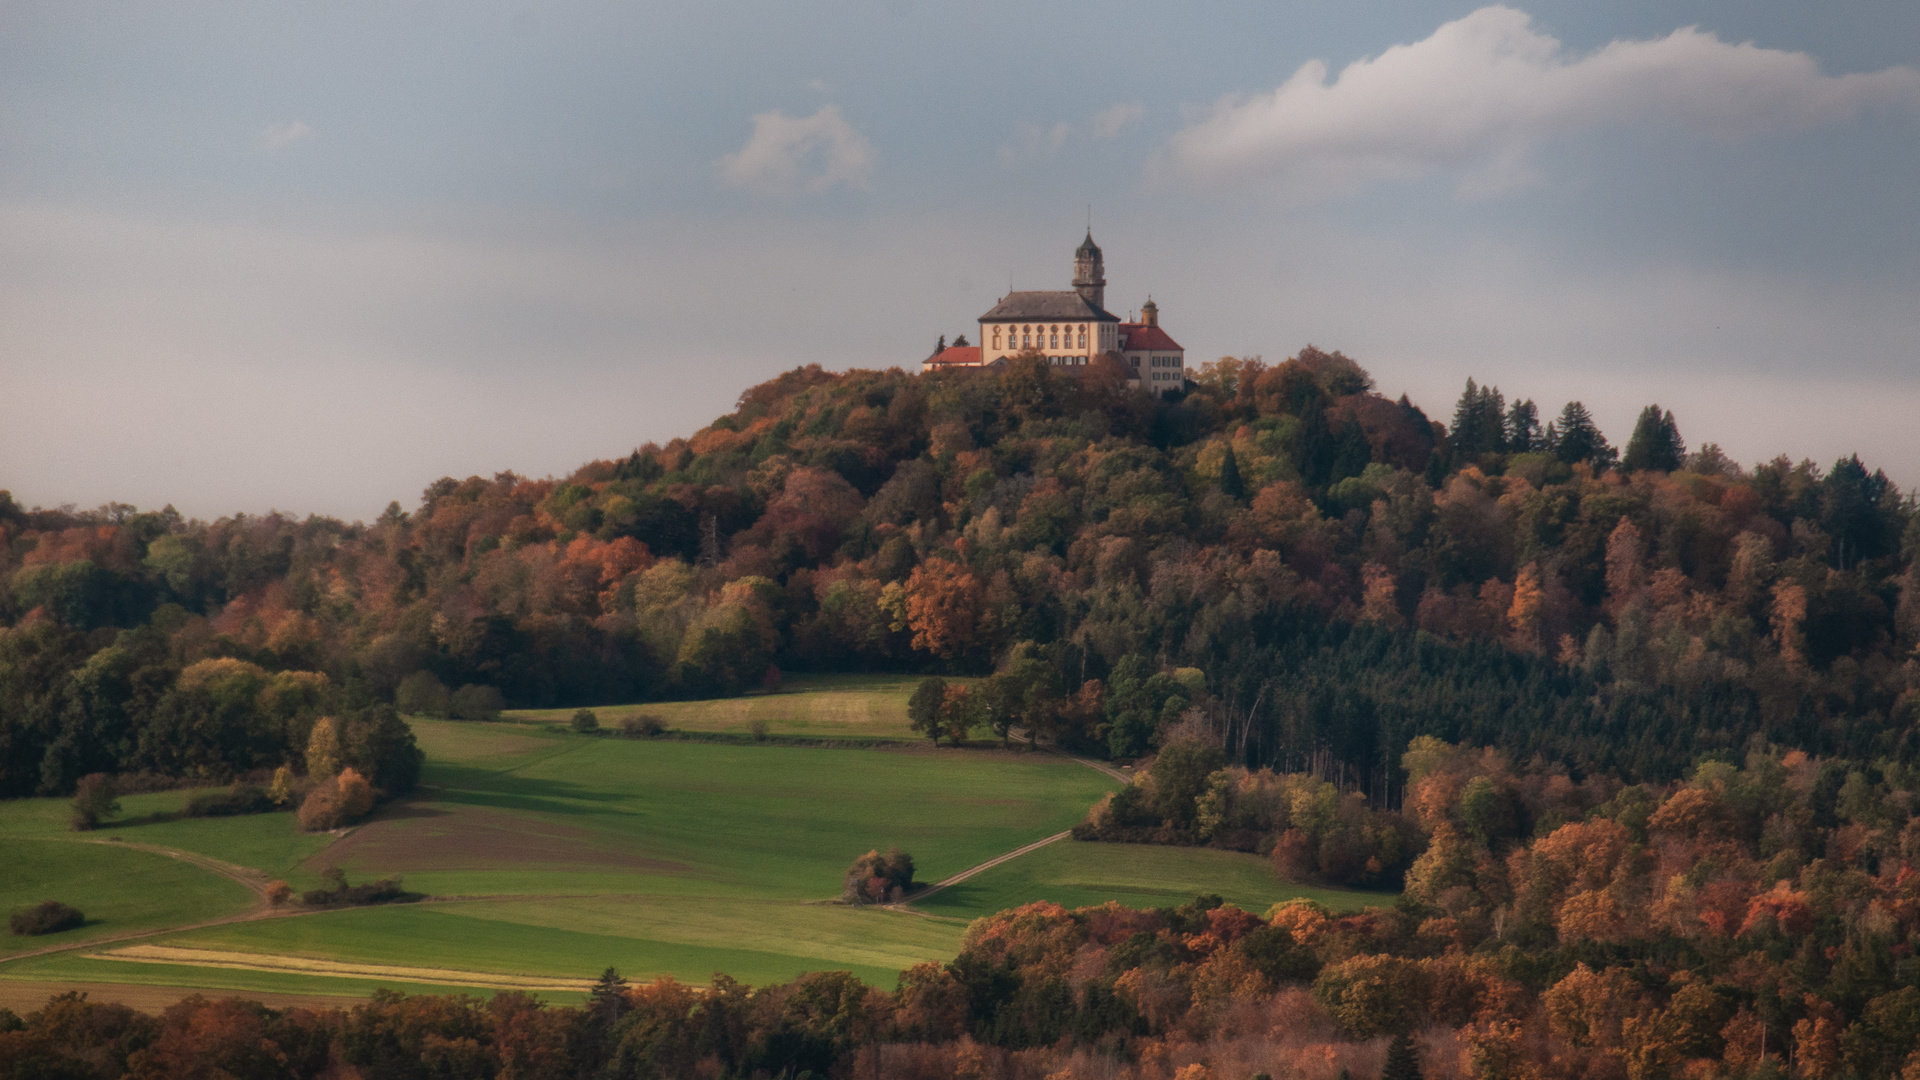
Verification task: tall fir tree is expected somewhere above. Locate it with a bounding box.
[1505,399,1541,454]
[1546,401,1614,468]
[1382,1032,1423,1080]
[1622,404,1685,473]
[1218,443,1247,501]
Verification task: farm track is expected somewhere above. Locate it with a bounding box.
[2,741,1126,995]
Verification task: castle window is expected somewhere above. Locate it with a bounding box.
[992,328,1002,350]
[1049,328,1059,349]
[1077,325,1086,349]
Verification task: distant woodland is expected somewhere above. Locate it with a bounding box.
[2,349,1916,799]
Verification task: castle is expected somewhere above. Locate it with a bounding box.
[922,232,1187,395]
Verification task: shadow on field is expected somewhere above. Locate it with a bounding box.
[420,764,644,818]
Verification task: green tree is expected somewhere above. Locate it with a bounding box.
[1218,443,1247,501]
[1505,398,1541,453]
[1382,1031,1424,1080]
[907,677,946,746]
[1622,404,1685,473]
[1149,738,1225,829]
[69,773,118,831]
[1546,400,1615,468]
[1449,378,1506,460]
[570,709,599,734]
[589,967,629,1026]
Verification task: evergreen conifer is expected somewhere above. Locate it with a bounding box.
[1382,1032,1422,1080]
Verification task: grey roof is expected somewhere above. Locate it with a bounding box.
[978,290,1119,323]
[1076,230,1102,258]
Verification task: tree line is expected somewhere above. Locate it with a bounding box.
[2,348,1915,795]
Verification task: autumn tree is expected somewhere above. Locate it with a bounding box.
[904,558,982,660]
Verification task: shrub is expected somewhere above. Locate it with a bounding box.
[395,670,452,717]
[842,847,916,905]
[70,773,119,831]
[297,767,376,832]
[10,901,84,936]
[265,881,293,906]
[571,709,600,734]
[300,867,405,907]
[750,717,770,742]
[185,783,275,818]
[450,684,505,722]
[620,715,665,738]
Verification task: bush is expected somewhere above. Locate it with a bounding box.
[450,684,505,722]
[842,847,915,905]
[10,901,84,936]
[571,709,600,734]
[265,881,293,906]
[395,670,452,717]
[750,717,770,742]
[70,773,120,831]
[185,783,275,818]
[300,867,406,907]
[620,715,665,738]
[297,767,376,832]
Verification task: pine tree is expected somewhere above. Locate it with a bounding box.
[1382,1031,1423,1080]
[1218,444,1246,501]
[1546,401,1614,468]
[1449,378,1506,462]
[1622,404,1685,473]
[1505,399,1541,454]
[590,966,629,1025]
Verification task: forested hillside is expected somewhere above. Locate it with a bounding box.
[3,349,1916,796]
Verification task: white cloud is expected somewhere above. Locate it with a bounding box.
[1165,6,1920,195]
[997,121,1071,165]
[1091,103,1144,139]
[716,105,875,195]
[257,119,314,152]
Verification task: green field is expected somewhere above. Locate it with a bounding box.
[915,838,1389,920]
[0,679,1393,1004]
[0,837,256,957]
[502,673,964,741]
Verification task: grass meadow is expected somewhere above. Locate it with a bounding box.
[502,673,964,741]
[0,679,1394,1004]
[913,839,1389,920]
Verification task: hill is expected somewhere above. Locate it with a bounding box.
[2,350,1916,802]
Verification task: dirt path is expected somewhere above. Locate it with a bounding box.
[0,839,293,966]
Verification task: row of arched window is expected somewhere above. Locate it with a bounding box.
[991,323,1089,352]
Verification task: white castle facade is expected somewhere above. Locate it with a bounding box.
[922,233,1187,395]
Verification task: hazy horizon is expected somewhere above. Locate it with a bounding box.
[5,1,1917,521]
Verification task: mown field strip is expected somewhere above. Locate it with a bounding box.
[88,945,596,992]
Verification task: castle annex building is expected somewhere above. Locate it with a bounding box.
[922,232,1187,395]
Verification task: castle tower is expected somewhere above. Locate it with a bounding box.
[1140,297,1158,327]
[1072,231,1105,310]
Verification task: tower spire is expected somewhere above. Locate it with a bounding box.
[1073,229,1105,311]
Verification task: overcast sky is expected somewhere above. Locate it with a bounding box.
[3,1,1917,521]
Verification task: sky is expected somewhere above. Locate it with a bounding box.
[2,0,1917,521]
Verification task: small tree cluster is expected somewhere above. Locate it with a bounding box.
[296,767,374,832]
[570,708,599,733]
[842,847,915,905]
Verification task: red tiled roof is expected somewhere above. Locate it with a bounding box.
[1119,324,1183,352]
[924,346,983,366]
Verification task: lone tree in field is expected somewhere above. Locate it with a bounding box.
[843,847,916,905]
[70,773,119,831]
[571,709,599,734]
[907,677,946,746]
